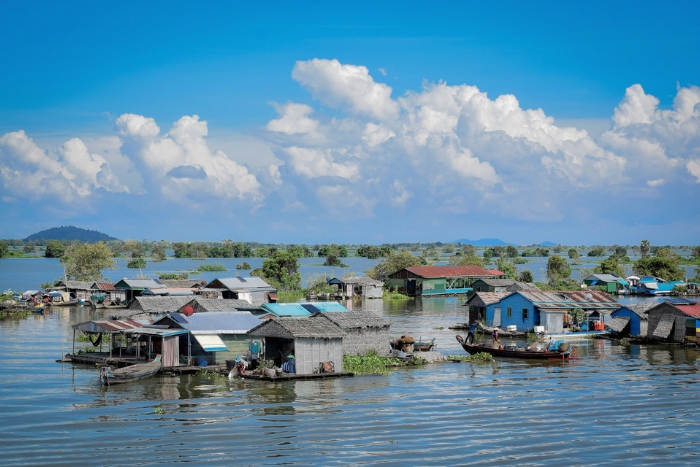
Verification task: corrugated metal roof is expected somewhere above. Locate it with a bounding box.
[321,310,389,329]
[159,279,206,289]
[328,276,383,286]
[115,278,165,290]
[487,269,505,276]
[402,265,494,278]
[584,274,629,285]
[517,290,620,309]
[127,296,195,313]
[670,302,700,318]
[207,276,274,290]
[466,292,508,306]
[72,319,187,337]
[171,311,262,334]
[305,302,350,313]
[91,282,115,291]
[261,303,314,317]
[473,279,518,287]
[191,298,251,312]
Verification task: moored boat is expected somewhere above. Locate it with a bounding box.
[99,355,162,385]
[455,335,570,360]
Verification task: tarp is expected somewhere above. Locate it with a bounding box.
[193,334,228,352]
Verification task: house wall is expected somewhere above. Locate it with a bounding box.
[363,285,383,299]
[249,291,268,306]
[342,328,390,356]
[420,278,446,296]
[485,294,539,331]
[295,337,344,374]
[541,311,564,333]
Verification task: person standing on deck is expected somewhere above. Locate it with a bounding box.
[467,321,478,344]
[492,329,502,349]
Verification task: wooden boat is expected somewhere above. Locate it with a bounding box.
[455,335,570,360]
[99,355,162,385]
[476,323,529,338]
[413,337,436,351]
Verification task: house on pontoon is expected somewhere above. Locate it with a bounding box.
[327,276,383,299]
[646,298,700,343]
[386,266,503,297]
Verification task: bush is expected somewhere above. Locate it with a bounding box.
[197,262,227,272]
[127,258,147,269]
[158,272,189,280]
[236,261,251,270]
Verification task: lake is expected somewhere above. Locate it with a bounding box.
[1,293,699,466]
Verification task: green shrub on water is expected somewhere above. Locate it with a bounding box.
[196,262,227,272]
[383,291,409,300]
[343,352,404,375]
[448,352,493,362]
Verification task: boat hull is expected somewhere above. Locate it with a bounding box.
[456,336,569,360]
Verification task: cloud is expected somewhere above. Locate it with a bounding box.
[688,160,700,182]
[0,130,127,204]
[117,114,262,204]
[292,59,399,120]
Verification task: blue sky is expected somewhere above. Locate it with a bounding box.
[1,1,699,245]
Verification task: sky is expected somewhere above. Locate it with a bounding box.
[1,1,699,245]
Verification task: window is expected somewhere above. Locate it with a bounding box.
[506,306,512,318]
[522,308,529,320]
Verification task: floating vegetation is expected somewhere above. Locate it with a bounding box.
[196,262,227,272]
[383,291,410,300]
[433,326,444,330]
[343,352,408,375]
[619,338,631,346]
[448,352,493,362]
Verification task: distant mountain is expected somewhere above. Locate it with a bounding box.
[455,238,509,246]
[539,241,558,247]
[24,226,118,243]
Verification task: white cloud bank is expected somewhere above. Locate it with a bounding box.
[1,59,699,238]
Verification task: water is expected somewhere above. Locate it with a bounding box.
[1,298,699,466]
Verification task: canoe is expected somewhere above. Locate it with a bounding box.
[413,338,436,351]
[99,356,162,385]
[455,335,570,360]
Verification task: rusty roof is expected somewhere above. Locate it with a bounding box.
[669,302,700,318]
[402,265,494,278]
[466,292,508,306]
[516,290,620,309]
[91,282,115,291]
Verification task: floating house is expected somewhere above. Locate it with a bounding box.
[470,279,540,294]
[71,319,188,367]
[646,299,700,342]
[260,301,350,318]
[114,278,167,303]
[125,296,196,317]
[53,280,93,301]
[583,274,629,294]
[202,277,277,305]
[386,265,502,297]
[90,281,126,303]
[465,292,508,324]
[484,290,620,333]
[607,301,656,337]
[153,311,262,365]
[327,276,383,299]
[320,310,391,356]
[159,279,207,290]
[627,276,686,295]
[247,315,346,374]
[184,298,252,313]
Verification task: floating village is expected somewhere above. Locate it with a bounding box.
[4,263,700,386]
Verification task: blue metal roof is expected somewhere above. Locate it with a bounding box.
[262,302,350,317]
[170,311,261,334]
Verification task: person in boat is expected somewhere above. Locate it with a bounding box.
[492,329,502,349]
[467,321,478,344]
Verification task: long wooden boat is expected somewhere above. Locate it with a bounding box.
[100,356,162,385]
[455,335,570,360]
[413,338,436,351]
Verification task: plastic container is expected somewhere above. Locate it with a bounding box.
[534,326,545,333]
[506,325,517,332]
[197,357,208,367]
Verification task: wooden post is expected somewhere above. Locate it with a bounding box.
[72,329,75,357]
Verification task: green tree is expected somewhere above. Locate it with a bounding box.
[587,246,606,257]
[262,251,301,290]
[236,261,251,270]
[127,258,147,269]
[634,248,685,281]
[483,248,494,260]
[547,255,572,287]
[0,242,8,258]
[324,255,348,267]
[317,244,348,257]
[534,247,549,257]
[461,244,476,256]
[691,246,700,259]
[593,256,625,277]
[62,242,116,281]
[450,253,485,268]
[518,269,534,283]
[150,243,167,262]
[495,258,518,279]
[504,245,519,258]
[640,239,651,258]
[124,240,146,258]
[44,240,66,258]
[365,250,423,282]
[568,248,580,260]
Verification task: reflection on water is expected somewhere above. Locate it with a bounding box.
[0,298,699,466]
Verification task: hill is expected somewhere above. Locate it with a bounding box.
[539,241,558,247]
[455,238,509,246]
[23,226,118,243]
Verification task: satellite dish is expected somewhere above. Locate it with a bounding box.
[584,293,593,300]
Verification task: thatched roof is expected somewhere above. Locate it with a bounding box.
[61,280,93,290]
[321,310,389,330]
[127,296,194,313]
[191,298,252,312]
[248,315,346,339]
[606,317,630,332]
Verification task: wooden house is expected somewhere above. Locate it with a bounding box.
[327,276,383,299]
[583,274,629,294]
[71,319,188,367]
[114,278,166,302]
[320,310,391,356]
[54,280,93,301]
[247,315,346,374]
[182,298,252,313]
[153,311,262,365]
[646,299,700,343]
[465,292,508,324]
[203,277,277,305]
[484,290,620,333]
[386,265,501,297]
[90,281,125,303]
[126,296,195,317]
[607,301,656,337]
